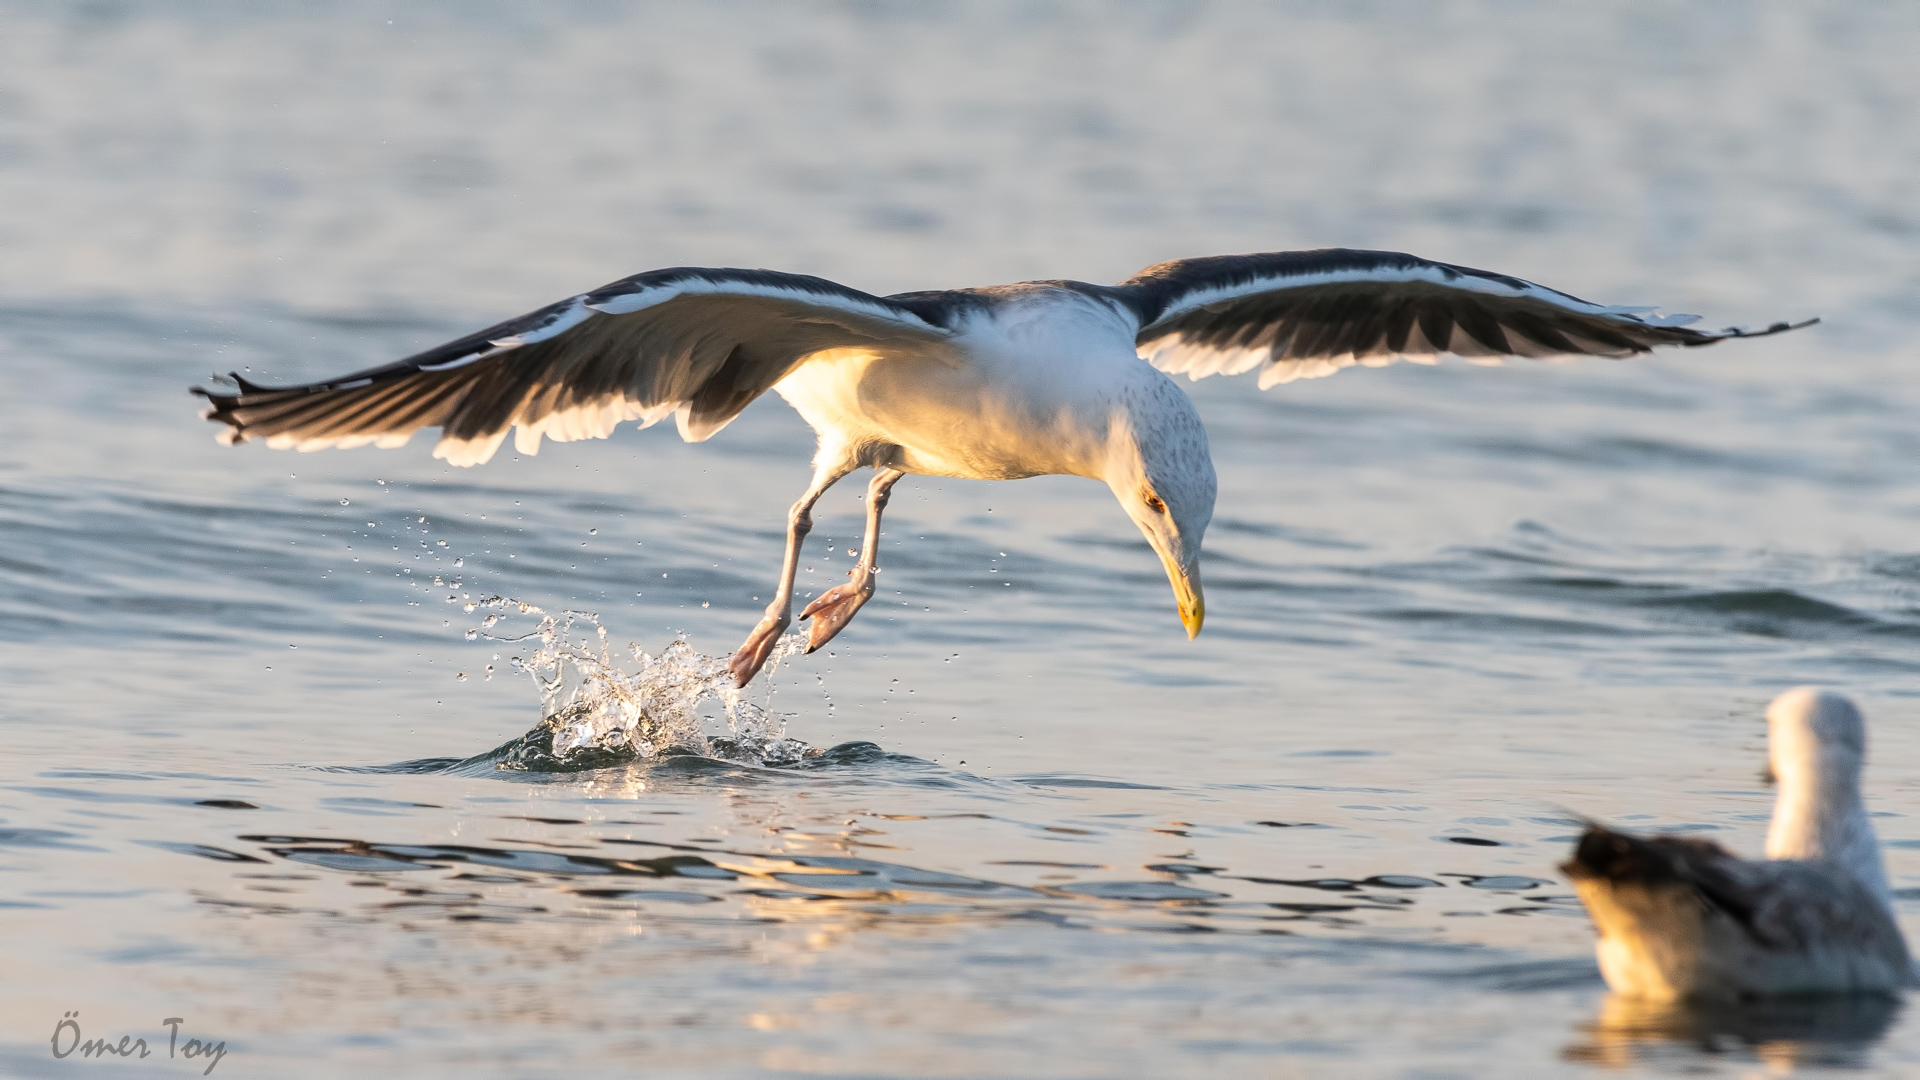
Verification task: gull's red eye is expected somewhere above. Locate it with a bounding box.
[1144,493,1166,513]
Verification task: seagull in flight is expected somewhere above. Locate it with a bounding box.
[1563,688,1911,1001]
[194,248,1811,685]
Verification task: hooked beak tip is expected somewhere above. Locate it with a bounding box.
[1158,549,1204,640]
[1175,572,1204,639]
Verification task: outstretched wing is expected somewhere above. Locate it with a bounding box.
[194,268,947,466]
[1119,249,1814,388]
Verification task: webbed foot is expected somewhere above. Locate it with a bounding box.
[728,612,791,687]
[800,572,875,652]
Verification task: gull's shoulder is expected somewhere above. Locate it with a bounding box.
[885,280,1137,328]
[879,278,1144,345]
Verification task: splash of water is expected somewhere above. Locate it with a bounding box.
[467,597,812,770]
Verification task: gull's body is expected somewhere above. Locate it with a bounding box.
[194,248,1808,684]
[1564,689,1911,1002]
[771,285,1167,485]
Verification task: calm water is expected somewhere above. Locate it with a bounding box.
[4,3,1920,1077]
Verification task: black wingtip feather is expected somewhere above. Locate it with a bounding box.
[1689,316,1820,346]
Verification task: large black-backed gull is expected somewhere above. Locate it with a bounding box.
[195,248,1811,685]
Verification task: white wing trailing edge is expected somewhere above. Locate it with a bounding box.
[1115,249,1815,388]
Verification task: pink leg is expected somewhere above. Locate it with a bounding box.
[800,468,906,653]
[728,467,846,687]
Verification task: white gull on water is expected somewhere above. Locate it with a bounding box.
[194,248,1811,685]
[1563,688,1912,1001]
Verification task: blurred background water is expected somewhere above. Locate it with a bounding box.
[2,2,1919,1076]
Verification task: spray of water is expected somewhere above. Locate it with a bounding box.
[466,597,812,770]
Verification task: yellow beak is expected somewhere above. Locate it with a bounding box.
[1164,557,1205,639]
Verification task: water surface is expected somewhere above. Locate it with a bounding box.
[3,3,1920,1077]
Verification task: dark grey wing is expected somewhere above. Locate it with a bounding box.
[1564,826,1908,960]
[1117,249,1814,388]
[193,268,947,466]
[1701,858,1910,961]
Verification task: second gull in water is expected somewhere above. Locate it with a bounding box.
[1563,688,1910,1001]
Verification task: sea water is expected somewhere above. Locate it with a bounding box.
[3,3,1920,1076]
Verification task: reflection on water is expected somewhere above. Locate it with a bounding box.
[1565,992,1902,1071]
[157,739,1602,928]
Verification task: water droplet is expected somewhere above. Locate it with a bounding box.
[454,558,464,567]
[339,498,350,506]
[456,672,467,681]
[464,629,478,640]
[589,528,598,535]
[436,540,448,547]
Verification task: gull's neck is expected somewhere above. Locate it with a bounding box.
[1765,695,1891,903]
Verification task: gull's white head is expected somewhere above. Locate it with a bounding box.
[1104,376,1215,639]
[1767,686,1867,794]
[1764,686,1889,901]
